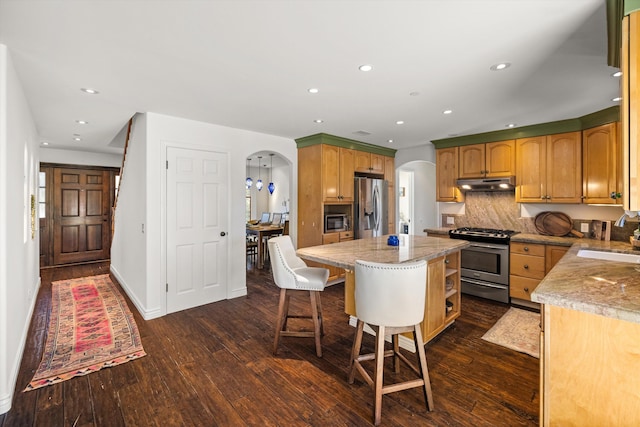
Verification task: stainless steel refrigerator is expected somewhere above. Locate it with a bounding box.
[354,177,388,239]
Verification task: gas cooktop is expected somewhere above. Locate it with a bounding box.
[448,227,519,244]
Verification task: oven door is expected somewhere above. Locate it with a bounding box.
[460,242,509,285]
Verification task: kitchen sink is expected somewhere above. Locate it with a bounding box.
[577,249,640,263]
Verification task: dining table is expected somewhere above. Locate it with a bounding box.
[246,224,284,268]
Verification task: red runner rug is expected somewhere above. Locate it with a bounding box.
[25,274,146,391]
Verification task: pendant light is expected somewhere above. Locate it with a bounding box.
[268,153,275,195]
[245,158,253,189]
[256,156,263,191]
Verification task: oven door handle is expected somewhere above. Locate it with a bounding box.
[461,277,506,289]
[467,243,505,250]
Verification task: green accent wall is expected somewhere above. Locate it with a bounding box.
[295,133,397,157]
[431,106,619,149]
[625,0,640,14]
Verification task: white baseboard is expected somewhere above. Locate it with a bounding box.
[228,286,247,299]
[348,315,417,353]
[110,266,162,320]
[1,276,41,415]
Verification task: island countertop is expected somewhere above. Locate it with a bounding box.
[296,235,469,269]
[531,240,640,324]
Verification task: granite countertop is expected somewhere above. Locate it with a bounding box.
[531,239,640,324]
[297,235,469,270]
[510,232,581,246]
[423,227,453,236]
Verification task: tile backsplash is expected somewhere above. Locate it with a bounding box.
[440,192,639,242]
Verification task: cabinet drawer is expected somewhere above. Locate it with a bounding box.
[510,275,540,301]
[322,233,340,244]
[510,242,545,256]
[510,253,545,279]
[340,231,353,240]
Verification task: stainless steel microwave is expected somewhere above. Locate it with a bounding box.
[325,214,348,233]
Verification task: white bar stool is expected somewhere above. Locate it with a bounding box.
[349,259,434,425]
[268,236,329,357]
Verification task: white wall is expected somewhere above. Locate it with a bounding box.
[395,144,438,235]
[110,114,150,317]
[0,44,41,415]
[39,147,122,168]
[111,112,297,319]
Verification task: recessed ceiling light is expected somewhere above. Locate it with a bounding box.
[490,62,511,71]
[314,119,323,123]
[396,120,404,125]
[612,71,622,77]
[308,88,319,94]
[359,64,373,72]
[612,97,622,102]
[80,88,99,94]
[506,123,516,128]
[76,120,89,125]
[73,137,82,141]
[388,139,394,143]
[443,110,453,115]
[41,142,49,146]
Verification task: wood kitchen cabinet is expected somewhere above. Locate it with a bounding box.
[421,252,461,343]
[436,147,464,202]
[622,12,640,211]
[582,122,623,204]
[541,304,640,426]
[510,242,568,302]
[515,132,582,203]
[354,151,385,174]
[322,144,354,202]
[458,140,515,178]
[321,231,353,282]
[384,156,396,234]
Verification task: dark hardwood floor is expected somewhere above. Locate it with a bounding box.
[1,258,539,426]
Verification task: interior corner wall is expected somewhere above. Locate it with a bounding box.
[110,114,151,318]
[139,112,297,318]
[0,44,41,415]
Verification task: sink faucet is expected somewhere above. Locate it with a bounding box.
[614,210,639,227]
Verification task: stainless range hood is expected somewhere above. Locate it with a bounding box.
[456,176,515,192]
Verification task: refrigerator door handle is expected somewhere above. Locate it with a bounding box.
[372,184,380,231]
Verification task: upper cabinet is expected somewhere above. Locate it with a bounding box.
[322,145,354,203]
[384,156,396,234]
[516,132,582,203]
[436,147,464,202]
[622,12,640,211]
[354,151,385,174]
[459,140,515,179]
[582,122,622,204]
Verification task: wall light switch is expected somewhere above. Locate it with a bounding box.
[446,216,455,225]
[580,222,589,233]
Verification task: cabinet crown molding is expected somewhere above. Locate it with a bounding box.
[295,133,396,157]
[432,106,619,149]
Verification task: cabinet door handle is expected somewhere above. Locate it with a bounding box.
[524,247,529,252]
[524,287,529,292]
[524,264,529,269]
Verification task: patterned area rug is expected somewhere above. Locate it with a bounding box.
[26,274,146,391]
[481,307,540,358]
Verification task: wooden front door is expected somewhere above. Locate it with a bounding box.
[52,168,111,265]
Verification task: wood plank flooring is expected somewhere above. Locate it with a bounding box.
[1,259,539,426]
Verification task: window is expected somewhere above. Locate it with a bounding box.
[245,191,251,222]
[38,171,46,219]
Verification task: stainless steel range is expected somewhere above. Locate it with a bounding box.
[449,227,519,304]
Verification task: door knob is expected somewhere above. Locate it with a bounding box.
[220,231,226,236]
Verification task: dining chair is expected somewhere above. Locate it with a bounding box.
[268,235,329,357]
[349,259,433,426]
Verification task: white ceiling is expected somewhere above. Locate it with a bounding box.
[0,0,620,155]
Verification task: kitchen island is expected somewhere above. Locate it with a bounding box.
[531,239,640,426]
[297,235,469,348]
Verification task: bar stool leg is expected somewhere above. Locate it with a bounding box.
[414,324,434,410]
[273,288,288,355]
[348,320,365,384]
[373,325,386,426]
[309,291,322,357]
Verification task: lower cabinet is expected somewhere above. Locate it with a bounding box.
[320,231,353,282]
[510,242,569,301]
[343,250,461,345]
[540,304,640,425]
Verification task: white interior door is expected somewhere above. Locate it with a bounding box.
[166,146,228,313]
